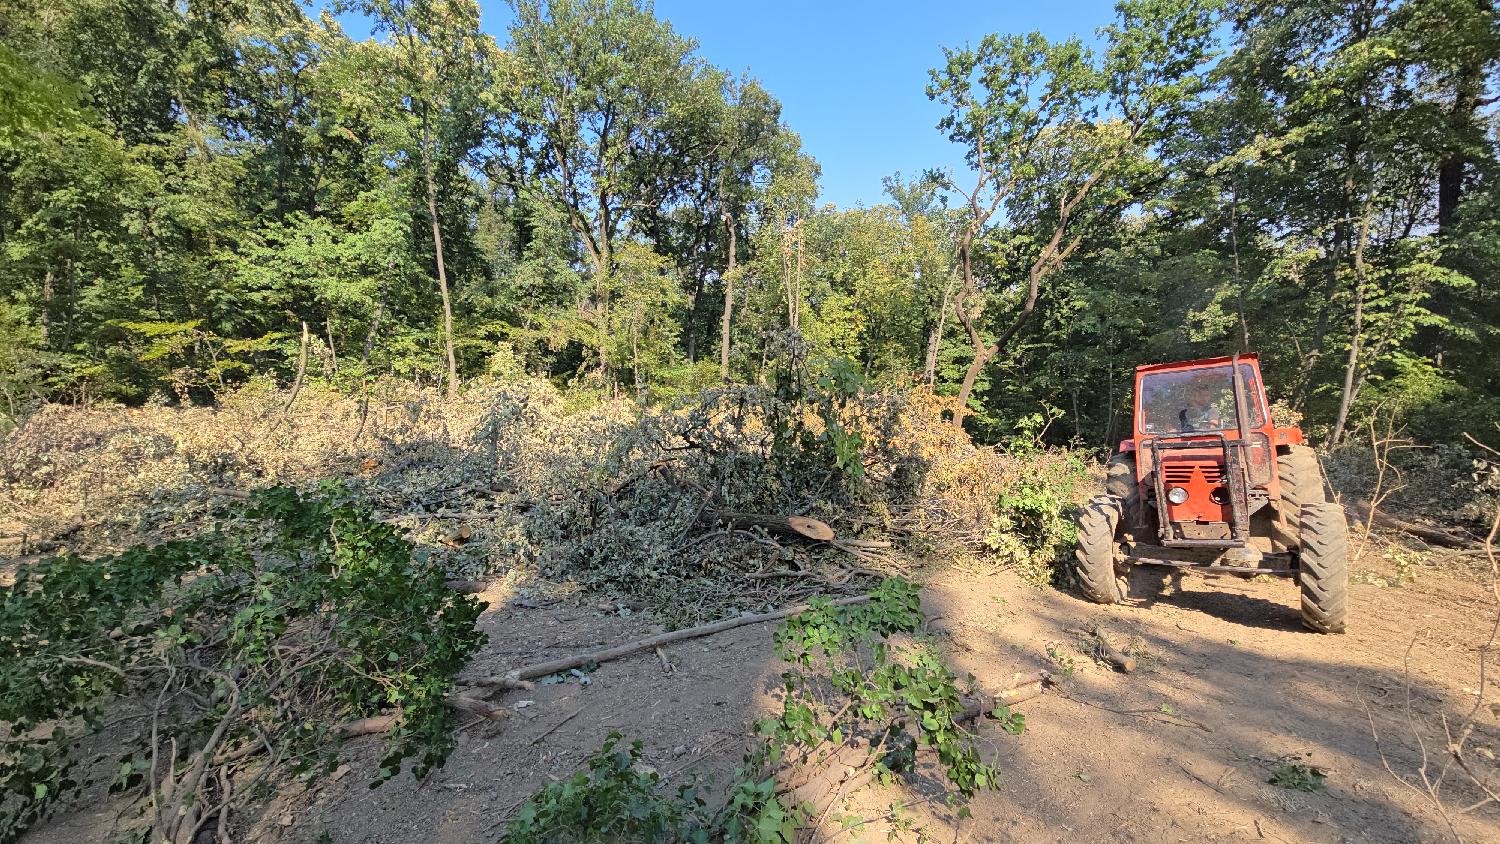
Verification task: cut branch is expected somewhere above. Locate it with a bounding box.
[1346,500,1476,549]
[340,694,509,739]
[702,510,836,542]
[476,594,873,689]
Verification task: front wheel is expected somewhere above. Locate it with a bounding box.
[1298,502,1349,633]
[1073,496,1127,604]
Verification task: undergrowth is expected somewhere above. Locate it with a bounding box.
[502,578,1007,843]
[0,484,486,841]
[3,373,1100,627]
[982,410,1092,586]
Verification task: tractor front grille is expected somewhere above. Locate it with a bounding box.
[1161,462,1225,485]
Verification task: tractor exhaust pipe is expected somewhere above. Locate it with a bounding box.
[1231,352,1251,445]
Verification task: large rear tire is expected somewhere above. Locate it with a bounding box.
[1275,445,1325,548]
[1298,502,1349,634]
[1104,453,1139,519]
[1277,445,1325,510]
[1073,496,1127,604]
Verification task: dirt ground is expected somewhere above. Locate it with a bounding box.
[26,556,1500,844]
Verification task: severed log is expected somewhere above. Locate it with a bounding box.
[703,510,835,542]
[476,594,873,689]
[1088,628,1136,673]
[444,579,488,594]
[340,694,507,739]
[956,672,1053,723]
[1347,500,1476,549]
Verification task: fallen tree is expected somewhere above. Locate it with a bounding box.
[1347,499,1477,549]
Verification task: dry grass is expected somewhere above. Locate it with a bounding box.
[1,378,1097,619]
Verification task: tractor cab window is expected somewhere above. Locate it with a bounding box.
[1139,365,1266,434]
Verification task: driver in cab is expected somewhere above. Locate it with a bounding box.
[1178,383,1222,432]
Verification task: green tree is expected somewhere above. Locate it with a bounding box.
[339,0,497,399]
[493,0,705,384]
[928,0,1218,426]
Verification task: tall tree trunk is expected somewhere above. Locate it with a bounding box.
[360,294,386,371]
[40,268,53,345]
[1229,184,1250,352]
[1293,235,1338,410]
[1328,203,1373,449]
[719,210,736,381]
[685,240,707,363]
[684,223,708,363]
[595,207,612,381]
[781,221,802,330]
[326,317,339,380]
[420,115,458,400]
[923,270,956,387]
[630,320,640,390]
[1437,46,1486,236]
[1103,360,1116,446]
[951,230,1077,426]
[952,337,996,424]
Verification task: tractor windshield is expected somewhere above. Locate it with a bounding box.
[1139,364,1266,435]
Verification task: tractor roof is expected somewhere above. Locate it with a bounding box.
[1134,353,1260,375]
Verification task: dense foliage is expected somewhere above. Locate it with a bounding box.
[0,0,1493,458]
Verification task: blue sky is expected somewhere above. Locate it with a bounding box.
[341,1,1121,208]
[621,1,1120,208]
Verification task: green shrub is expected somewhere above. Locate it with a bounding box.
[503,732,795,844]
[983,450,1090,586]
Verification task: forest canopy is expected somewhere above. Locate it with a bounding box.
[0,0,1496,448]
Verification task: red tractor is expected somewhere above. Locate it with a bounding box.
[1072,353,1349,633]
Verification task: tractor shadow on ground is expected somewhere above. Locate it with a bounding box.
[1123,565,1306,632]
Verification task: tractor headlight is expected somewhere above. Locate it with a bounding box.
[1167,486,1189,505]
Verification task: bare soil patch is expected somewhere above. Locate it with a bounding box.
[30,560,1495,844]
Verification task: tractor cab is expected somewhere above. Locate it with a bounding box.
[1124,355,1286,547]
[1073,352,1350,633]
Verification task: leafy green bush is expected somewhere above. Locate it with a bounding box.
[767,579,996,802]
[504,732,709,843]
[983,447,1090,586]
[0,484,486,840]
[503,733,794,844]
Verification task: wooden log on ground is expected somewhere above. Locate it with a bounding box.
[445,579,488,594]
[1093,629,1136,673]
[340,694,508,738]
[703,510,835,542]
[1348,500,1476,548]
[956,672,1052,723]
[475,594,873,689]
